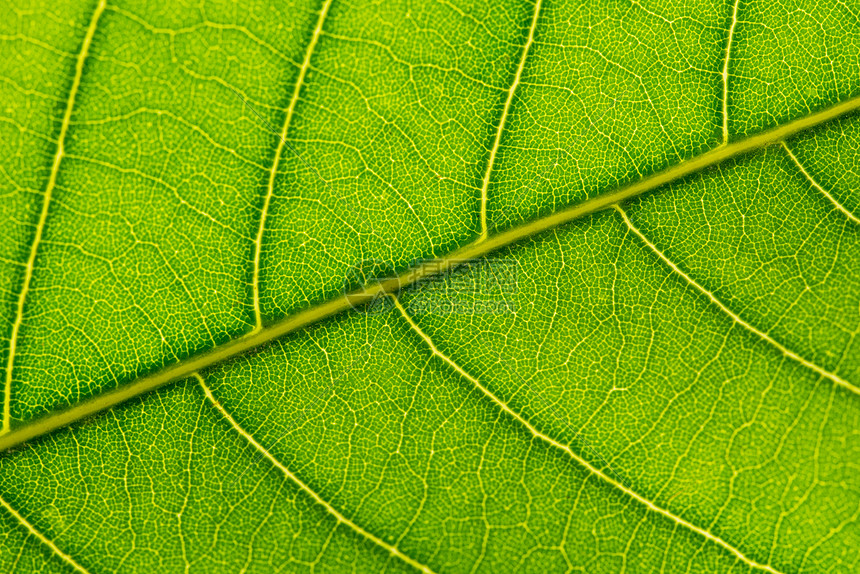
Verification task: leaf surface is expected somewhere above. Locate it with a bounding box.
[1,0,859,572]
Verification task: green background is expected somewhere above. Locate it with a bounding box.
[1,0,858,571]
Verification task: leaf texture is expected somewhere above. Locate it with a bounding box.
[0,0,859,572]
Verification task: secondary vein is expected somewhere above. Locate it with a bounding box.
[1,93,859,453]
[615,204,860,396]
[780,141,860,224]
[2,0,106,434]
[252,0,334,330]
[196,373,437,574]
[389,295,784,574]
[721,0,741,144]
[477,0,543,241]
[0,494,91,573]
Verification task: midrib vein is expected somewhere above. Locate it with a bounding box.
[0,495,91,573]
[1,0,106,434]
[477,0,543,241]
[1,94,859,453]
[252,0,333,330]
[195,374,437,574]
[389,296,784,574]
[615,205,860,396]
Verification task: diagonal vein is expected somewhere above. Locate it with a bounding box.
[389,296,784,574]
[2,0,107,434]
[1,94,859,453]
[252,0,334,330]
[477,0,543,241]
[195,373,437,574]
[780,141,860,224]
[0,494,91,574]
[614,204,859,395]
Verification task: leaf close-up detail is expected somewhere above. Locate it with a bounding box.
[1,0,859,573]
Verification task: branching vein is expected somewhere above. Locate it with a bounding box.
[252,0,334,330]
[1,93,859,453]
[195,373,437,574]
[615,204,860,395]
[780,141,860,224]
[478,0,543,241]
[390,295,784,574]
[721,0,741,144]
[0,495,91,574]
[2,0,106,433]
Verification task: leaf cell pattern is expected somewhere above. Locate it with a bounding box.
[0,0,859,572]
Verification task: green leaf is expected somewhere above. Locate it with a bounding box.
[1,0,858,572]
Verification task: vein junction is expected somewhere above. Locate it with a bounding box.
[252,0,334,330]
[477,0,543,241]
[195,373,437,574]
[389,295,785,574]
[2,95,859,454]
[2,0,107,434]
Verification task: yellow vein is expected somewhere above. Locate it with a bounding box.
[615,204,860,396]
[780,141,860,224]
[1,93,859,453]
[195,373,437,574]
[252,0,333,330]
[2,0,106,434]
[0,495,91,574]
[478,0,543,241]
[721,0,741,144]
[389,296,783,574]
